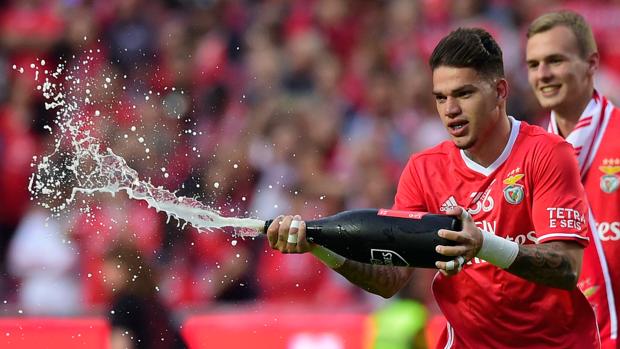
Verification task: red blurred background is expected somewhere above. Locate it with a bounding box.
[1,0,619,348]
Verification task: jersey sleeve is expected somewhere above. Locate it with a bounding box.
[393,155,428,211]
[532,141,590,246]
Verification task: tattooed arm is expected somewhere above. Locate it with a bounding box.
[334,261,414,298]
[505,240,584,290]
[267,215,414,298]
[432,208,584,290]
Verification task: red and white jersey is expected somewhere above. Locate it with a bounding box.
[585,103,620,347]
[548,91,619,348]
[394,118,600,348]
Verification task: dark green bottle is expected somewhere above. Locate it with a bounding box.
[264,208,460,268]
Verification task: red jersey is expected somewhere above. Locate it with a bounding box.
[394,118,600,348]
[548,92,619,348]
[582,102,620,347]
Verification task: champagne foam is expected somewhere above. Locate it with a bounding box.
[25,49,263,237]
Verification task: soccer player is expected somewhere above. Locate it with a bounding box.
[526,10,619,348]
[267,28,600,348]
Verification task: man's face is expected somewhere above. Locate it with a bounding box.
[432,66,501,150]
[526,26,594,111]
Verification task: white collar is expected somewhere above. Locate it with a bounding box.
[460,116,521,177]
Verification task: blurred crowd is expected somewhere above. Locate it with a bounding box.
[1,0,620,341]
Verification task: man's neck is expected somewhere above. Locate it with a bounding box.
[464,114,512,167]
[553,90,594,137]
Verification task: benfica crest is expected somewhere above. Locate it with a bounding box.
[503,169,525,205]
[599,158,620,194]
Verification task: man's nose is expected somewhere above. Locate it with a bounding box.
[535,62,554,81]
[445,97,461,117]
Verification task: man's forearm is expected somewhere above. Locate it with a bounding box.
[505,242,579,290]
[333,260,413,298]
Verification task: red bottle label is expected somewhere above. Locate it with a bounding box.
[377,209,428,220]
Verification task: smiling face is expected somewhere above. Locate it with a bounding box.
[432,66,505,151]
[526,25,596,115]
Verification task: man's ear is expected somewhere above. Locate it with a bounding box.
[496,78,508,101]
[587,52,599,76]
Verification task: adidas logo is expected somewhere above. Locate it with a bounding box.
[440,196,458,212]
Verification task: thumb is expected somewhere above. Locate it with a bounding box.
[445,206,472,223]
[459,206,473,223]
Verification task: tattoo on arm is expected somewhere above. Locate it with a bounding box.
[506,242,578,290]
[334,260,411,298]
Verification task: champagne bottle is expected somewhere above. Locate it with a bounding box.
[263,208,461,268]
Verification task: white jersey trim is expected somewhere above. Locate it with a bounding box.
[431,271,454,348]
[444,322,454,349]
[583,99,614,177]
[585,102,618,340]
[537,233,589,243]
[460,116,521,177]
[588,208,618,340]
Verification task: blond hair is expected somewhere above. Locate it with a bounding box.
[527,10,597,58]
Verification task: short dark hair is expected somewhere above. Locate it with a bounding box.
[429,27,504,79]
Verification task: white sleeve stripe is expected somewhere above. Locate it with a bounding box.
[537,233,589,242]
[588,211,617,339]
[444,322,454,349]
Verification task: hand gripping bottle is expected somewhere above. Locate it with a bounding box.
[263,209,460,268]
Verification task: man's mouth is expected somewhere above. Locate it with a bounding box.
[539,84,561,96]
[447,120,469,136]
[448,120,468,130]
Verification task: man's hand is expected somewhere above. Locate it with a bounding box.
[266,214,313,253]
[434,206,483,275]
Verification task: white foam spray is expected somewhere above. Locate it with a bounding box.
[26,51,264,237]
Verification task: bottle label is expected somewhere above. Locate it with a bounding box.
[377,208,428,220]
[370,249,409,267]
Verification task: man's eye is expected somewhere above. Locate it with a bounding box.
[435,96,446,103]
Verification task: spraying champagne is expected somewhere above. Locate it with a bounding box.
[262,208,460,268]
